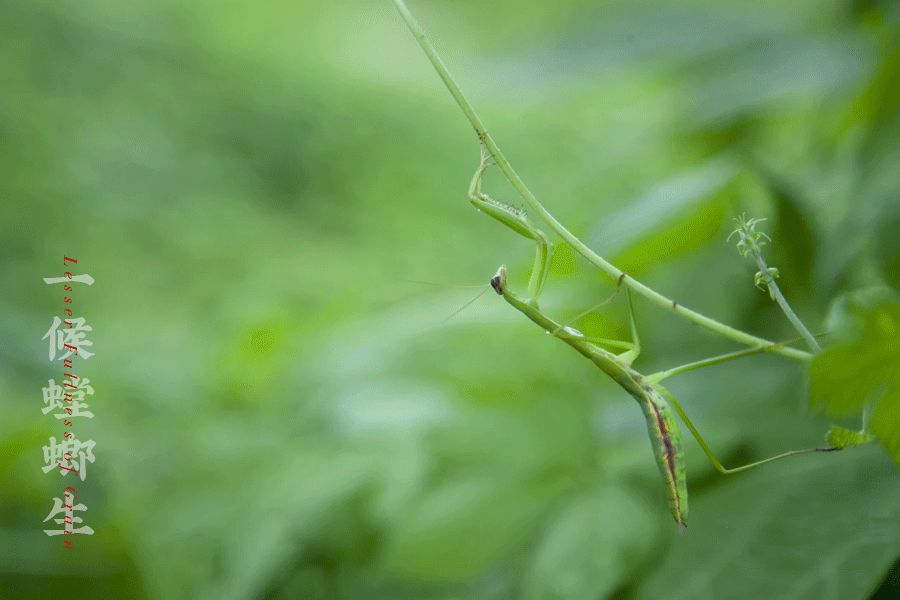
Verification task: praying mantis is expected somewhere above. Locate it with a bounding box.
[392,0,838,530]
[470,152,834,530]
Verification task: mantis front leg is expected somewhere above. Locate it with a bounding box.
[468,151,553,304]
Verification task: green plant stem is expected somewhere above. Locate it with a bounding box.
[391,0,813,363]
[751,248,821,353]
[656,387,838,474]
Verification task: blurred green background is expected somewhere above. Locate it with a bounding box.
[1,0,899,598]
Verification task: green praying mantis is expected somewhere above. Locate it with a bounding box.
[470,152,835,530]
[392,0,840,530]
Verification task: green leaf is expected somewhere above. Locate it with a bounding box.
[634,446,900,600]
[809,296,900,462]
[382,475,559,582]
[825,425,874,449]
[588,159,737,274]
[874,207,900,291]
[524,484,661,600]
[767,172,816,296]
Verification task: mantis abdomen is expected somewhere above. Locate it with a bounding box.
[638,386,689,531]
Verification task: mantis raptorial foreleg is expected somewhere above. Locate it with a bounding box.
[468,151,553,304]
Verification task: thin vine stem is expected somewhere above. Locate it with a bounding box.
[750,248,821,353]
[391,0,812,362]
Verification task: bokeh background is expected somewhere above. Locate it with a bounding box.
[1,0,899,598]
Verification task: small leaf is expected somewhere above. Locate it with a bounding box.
[754,268,779,293]
[754,270,767,290]
[825,425,874,449]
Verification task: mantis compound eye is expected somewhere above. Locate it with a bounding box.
[490,264,507,295]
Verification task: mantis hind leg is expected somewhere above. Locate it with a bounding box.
[653,384,838,475]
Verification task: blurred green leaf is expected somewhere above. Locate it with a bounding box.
[383,475,560,583]
[549,241,577,277]
[874,207,900,291]
[589,159,737,274]
[765,171,817,296]
[634,446,900,599]
[524,484,660,600]
[825,425,874,449]
[809,295,900,462]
